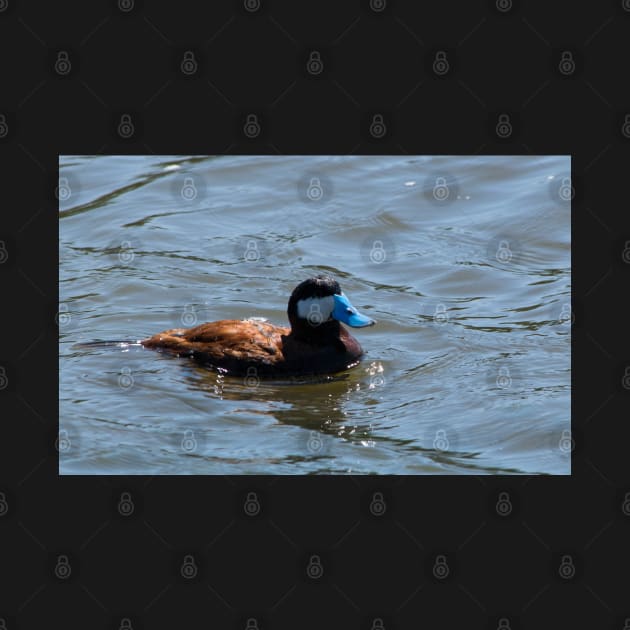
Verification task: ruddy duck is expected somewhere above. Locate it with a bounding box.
[141,275,375,377]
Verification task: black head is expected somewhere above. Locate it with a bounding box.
[287,275,339,329]
[287,275,375,334]
[288,275,340,306]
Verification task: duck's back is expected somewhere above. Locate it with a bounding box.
[141,319,288,372]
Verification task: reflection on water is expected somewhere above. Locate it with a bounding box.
[60,155,571,475]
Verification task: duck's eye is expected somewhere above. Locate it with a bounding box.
[346,308,354,314]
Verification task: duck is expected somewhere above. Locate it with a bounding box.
[141,275,375,377]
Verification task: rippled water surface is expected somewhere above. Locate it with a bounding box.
[59,155,571,475]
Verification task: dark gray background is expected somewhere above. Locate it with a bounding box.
[1,0,630,628]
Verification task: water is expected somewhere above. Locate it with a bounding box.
[59,155,571,475]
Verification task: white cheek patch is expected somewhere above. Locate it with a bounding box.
[296,295,335,325]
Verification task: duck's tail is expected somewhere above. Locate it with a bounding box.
[72,340,144,349]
